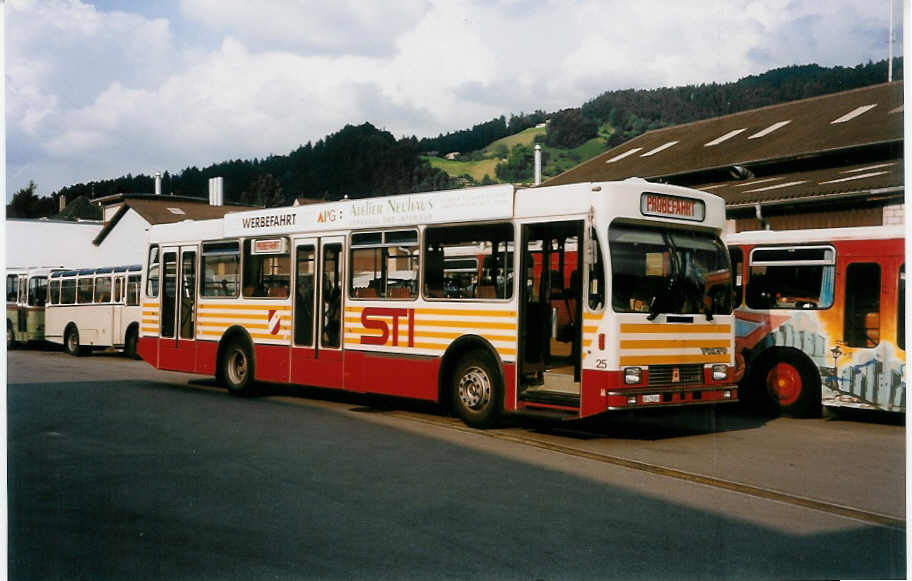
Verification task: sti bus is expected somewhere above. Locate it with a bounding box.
[6,267,57,347]
[138,181,737,427]
[729,225,905,417]
[45,265,143,357]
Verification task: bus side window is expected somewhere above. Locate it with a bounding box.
[61,278,76,304]
[844,262,881,348]
[201,241,240,297]
[95,277,112,303]
[587,227,604,310]
[114,277,123,303]
[127,275,141,306]
[77,277,94,304]
[147,246,161,298]
[898,265,905,351]
[28,277,48,307]
[49,279,60,305]
[6,274,17,303]
[243,239,290,298]
[729,247,743,307]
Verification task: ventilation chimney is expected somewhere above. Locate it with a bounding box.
[534,144,542,185]
[59,195,67,213]
[154,172,162,196]
[208,177,224,206]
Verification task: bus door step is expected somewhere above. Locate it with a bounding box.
[520,390,581,408]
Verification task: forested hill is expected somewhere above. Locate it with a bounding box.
[9,59,901,219]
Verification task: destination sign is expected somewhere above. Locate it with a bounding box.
[640,192,705,222]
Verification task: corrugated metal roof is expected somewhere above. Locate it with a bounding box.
[543,82,904,206]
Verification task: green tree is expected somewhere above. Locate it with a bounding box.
[545,108,598,148]
[241,173,285,207]
[7,181,57,218]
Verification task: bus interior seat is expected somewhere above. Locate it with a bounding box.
[389,287,410,299]
[268,286,288,298]
[864,312,880,346]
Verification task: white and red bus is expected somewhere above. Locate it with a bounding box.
[45,265,143,357]
[138,181,737,427]
[729,225,905,416]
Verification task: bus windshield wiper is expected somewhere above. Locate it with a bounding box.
[647,234,683,321]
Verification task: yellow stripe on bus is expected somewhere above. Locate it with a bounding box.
[619,339,731,349]
[620,323,731,334]
[198,312,286,321]
[618,354,730,366]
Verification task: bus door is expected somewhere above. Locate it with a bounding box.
[158,245,198,372]
[290,236,345,388]
[17,275,27,334]
[113,275,126,342]
[518,220,584,409]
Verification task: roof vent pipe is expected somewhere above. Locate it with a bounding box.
[534,144,542,185]
[754,203,770,231]
[154,172,162,196]
[208,177,224,206]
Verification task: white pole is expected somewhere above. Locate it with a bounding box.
[534,144,542,185]
[888,0,894,82]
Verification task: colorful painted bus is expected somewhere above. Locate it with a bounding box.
[729,225,905,416]
[45,265,143,357]
[138,181,737,427]
[6,267,58,347]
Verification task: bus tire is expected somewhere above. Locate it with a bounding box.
[759,350,821,418]
[220,338,256,396]
[64,325,83,357]
[451,349,502,428]
[124,326,140,359]
[7,320,16,350]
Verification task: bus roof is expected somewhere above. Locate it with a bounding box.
[727,225,905,245]
[49,264,142,278]
[148,181,727,245]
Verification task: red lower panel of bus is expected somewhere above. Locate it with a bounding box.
[290,347,343,389]
[342,350,439,400]
[579,369,736,417]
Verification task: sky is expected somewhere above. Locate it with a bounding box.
[4,0,904,201]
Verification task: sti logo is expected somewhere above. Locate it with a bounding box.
[360,307,415,347]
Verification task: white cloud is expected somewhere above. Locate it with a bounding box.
[5,0,902,199]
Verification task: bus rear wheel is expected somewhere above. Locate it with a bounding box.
[220,339,256,396]
[451,350,501,428]
[761,351,820,418]
[124,327,140,359]
[64,325,82,357]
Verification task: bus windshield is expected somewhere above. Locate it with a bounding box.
[609,223,732,318]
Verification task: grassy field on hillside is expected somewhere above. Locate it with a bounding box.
[482,126,546,155]
[425,124,609,183]
[422,156,500,182]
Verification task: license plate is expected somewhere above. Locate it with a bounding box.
[642,394,661,403]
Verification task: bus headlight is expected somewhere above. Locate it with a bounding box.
[624,367,643,384]
[712,364,728,381]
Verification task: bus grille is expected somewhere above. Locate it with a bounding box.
[648,364,703,387]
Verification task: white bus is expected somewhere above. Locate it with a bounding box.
[6,267,59,347]
[138,181,737,427]
[46,265,143,357]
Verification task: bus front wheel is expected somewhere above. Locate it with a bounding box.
[761,351,820,418]
[64,325,82,357]
[220,339,256,396]
[451,349,502,428]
